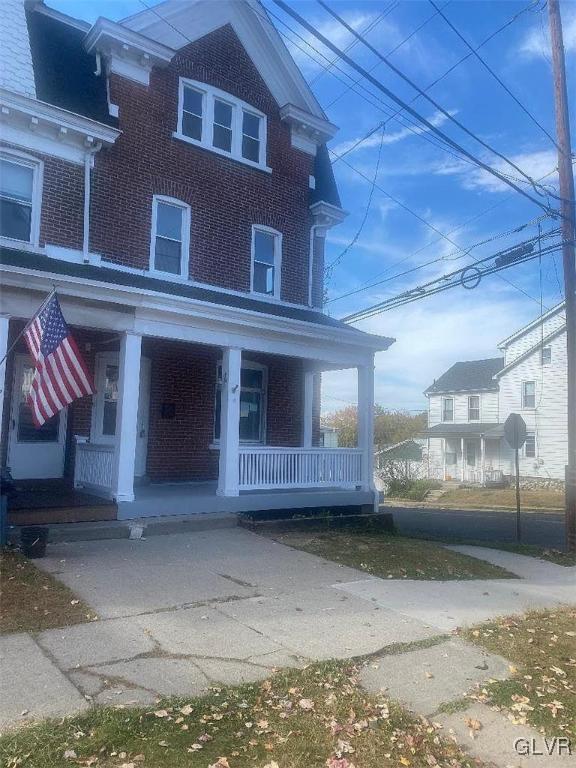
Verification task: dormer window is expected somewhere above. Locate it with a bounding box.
[176,79,268,171]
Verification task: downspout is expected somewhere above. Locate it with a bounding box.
[83,142,102,262]
[308,224,321,307]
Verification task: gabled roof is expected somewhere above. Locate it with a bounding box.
[498,300,566,349]
[121,0,329,122]
[424,358,504,395]
[494,323,566,379]
[376,439,423,461]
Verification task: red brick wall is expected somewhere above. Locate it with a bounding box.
[90,24,315,304]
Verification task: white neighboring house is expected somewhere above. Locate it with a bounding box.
[425,302,568,486]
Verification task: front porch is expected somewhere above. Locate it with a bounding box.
[427,425,508,487]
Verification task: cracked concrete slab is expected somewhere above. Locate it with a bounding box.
[193,658,272,685]
[219,587,438,659]
[37,617,156,669]
[248,649,309,669]
[360,638,510,715]
[0,634,89,730]
[87,658,210,698]
[94,686,158,707]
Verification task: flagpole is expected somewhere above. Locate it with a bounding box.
[0,288,57,369]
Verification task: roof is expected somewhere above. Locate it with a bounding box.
[0,246,394,344]
[425,423,500,438]
[494,323,566,379]
[26,7,116,126]
[311,144,342,209]
[424,357,504,395]
[376,439,423,461]
[498,300,566,349]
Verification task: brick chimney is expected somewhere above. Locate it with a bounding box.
[0,0,37,98]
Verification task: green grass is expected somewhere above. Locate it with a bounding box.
[464,607,576,738]
[386,479,442,502]
[264,530,516,580]
[437,487,564,510]
[0,661,482,768]
[0,549,96,634]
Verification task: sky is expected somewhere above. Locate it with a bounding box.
[52,0,575,416]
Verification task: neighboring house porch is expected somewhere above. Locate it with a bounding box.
[426,424,507,485]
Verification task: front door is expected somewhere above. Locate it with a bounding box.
[7,354,68,479]
[466,441,477,467]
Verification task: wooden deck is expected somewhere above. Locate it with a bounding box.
[6,479,117,525]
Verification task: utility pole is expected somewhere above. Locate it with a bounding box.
[549,0,576,552]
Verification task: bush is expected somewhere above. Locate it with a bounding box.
[386,478,442,501]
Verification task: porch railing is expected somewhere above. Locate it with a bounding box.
[238,446,364,491]
[74,443,115,495]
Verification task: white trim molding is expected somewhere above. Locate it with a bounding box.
[250,224,282,299]
[309,200,348,231]
[85,17,175,87]
[0,88,120,165]
[280,104,337,156]
[149,195,191,279]
[174,78,271,172]
[0,148,43,247]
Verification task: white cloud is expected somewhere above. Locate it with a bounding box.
[519,11,576,59]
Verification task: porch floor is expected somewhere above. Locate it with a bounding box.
[6,480,117,526]
[122,481,373,520]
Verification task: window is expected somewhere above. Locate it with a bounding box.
[252,226,281,297]
[442,397,454,422]
[524,433,536,458]
[102,364,119,436]
[445,441,457,466]
[468,395,480,421]
[176,79,268,170]
[0,154,41,244]
[150,196,190,277]
[522,381,536,409]
[214,362,266,443]
[541,346,552,365]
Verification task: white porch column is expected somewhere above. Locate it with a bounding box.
[303,368,315,448]
[460,437,465,482]
[217,347,242,497]
[111,332,142,503]
[442,438,447,481]
[0,316,9,451]
[480,437,486,486]
[357,360,375,493]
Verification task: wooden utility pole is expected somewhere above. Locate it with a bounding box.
[549,0,576,552]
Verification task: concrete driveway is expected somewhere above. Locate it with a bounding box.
[1,527,574,730]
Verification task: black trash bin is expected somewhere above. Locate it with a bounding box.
[20,526,49,559]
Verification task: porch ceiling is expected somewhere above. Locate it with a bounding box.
[426,423,500,438]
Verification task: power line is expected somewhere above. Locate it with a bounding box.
[429,0,559,149]
[317,0,551,201]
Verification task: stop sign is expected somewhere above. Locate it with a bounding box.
[504,413,527,449]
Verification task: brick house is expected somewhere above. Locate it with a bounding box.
[0,0,393,522]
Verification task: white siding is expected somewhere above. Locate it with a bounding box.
[498,330,568,480]
[503,310,566,365]
[0,0,36,98]
[427,391,498,426]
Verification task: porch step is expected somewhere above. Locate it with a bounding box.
[8,505,117,526]
[8,511,238,544]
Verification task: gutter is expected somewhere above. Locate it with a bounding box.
[83,142,102,261]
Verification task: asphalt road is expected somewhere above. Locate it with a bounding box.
[389,505,567,549]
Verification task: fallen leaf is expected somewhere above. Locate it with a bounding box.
[465,717,482,739]
[298,698,315,710]
[154,709,170,718]
[179,704,193,715]
[64,750,77,760]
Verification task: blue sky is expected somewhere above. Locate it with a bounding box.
[52,0,575,414]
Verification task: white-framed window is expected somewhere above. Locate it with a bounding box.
[442,397,454,422]
[522,380,536,409]
[524,433,536,458]
[0,151,42,245]
[214,361,267,443]
[175,78,268,170]
[541,346,552,365]
[468,395,480,421]
[251,225,281,297]
[149,195,190,278]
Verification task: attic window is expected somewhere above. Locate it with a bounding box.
[176,79,269,171]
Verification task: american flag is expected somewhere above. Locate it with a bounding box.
[23,292,94,427]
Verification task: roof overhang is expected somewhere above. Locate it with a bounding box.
[85,17,176,86]
[425,423,501,438]
[280,103,338,156]
[310,200,348,231]
[0,87,121,164]
[497,300,566,349]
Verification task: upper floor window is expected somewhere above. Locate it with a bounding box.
[522,381,536,409]
[150,196,190,278]
[468,395,480,421]
[214,361,267,443]
[176,79,268,171]
[541,346,552,365]
[0,153,42,245]
[442,397,454,422]
[251,226,281,297]
[524,433,536,458]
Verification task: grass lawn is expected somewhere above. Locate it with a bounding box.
[264,530,515,580]
[464,607,576,738]
[437,487,564,510]
[0,660,483,768]
[0,549,96,634]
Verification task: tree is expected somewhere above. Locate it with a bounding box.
[323,405,427,448]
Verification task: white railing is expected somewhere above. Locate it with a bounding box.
[239,446,364,491]
[74,442,115,496]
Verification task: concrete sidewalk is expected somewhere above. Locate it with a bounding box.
[1,529,574,767]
